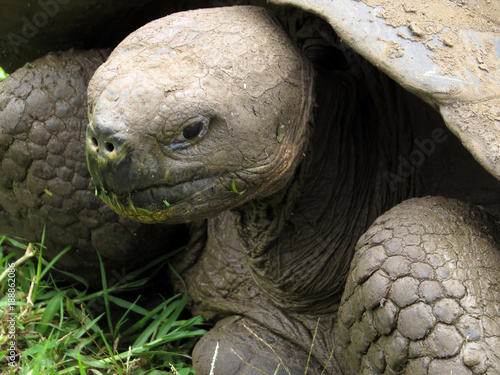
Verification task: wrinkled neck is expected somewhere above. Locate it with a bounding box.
[233,62,403,313]
[233,54,433,314]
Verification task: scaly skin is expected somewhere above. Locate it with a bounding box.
[0,50,182,281]
[338,197,500,374]
[85,6,500,374]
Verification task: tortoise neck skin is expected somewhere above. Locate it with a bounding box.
[231,59,389,314]
[229,55,439,315]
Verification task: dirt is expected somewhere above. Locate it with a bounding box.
[362,0,499,32]
[361,0,499,90]
[357,0,500,181]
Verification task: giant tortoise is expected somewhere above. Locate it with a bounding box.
[2,0,500,374]
[84,2,500,374]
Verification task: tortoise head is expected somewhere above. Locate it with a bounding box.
[86,6,314,224]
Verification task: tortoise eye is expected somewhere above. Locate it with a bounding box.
[181,120,204,140]
[173,116,210,147]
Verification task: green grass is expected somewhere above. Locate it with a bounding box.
[0,232,206,374]
[0,67,8,81]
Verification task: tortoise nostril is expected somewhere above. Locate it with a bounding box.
[87,122,122,158]
[105,142,115,153]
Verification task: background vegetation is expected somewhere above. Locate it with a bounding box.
[0,233,205,374]
[0,67,7,80]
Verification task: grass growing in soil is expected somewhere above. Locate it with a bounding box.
[0,232,206,374]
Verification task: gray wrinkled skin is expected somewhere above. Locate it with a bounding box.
[0,50,182,281]
[86,6,313,225]
[85,6,500,374]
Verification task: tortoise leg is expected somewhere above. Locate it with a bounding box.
[193,316,323,375]
[337,196,500,374]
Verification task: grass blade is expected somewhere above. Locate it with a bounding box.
[1,235,29,249]
[121,295,179,337]
[157,293,187,338]
[96,252,114,339]
[78,350,87,375]
[36,293,63,335]
[39,246,72,280]
[133,300,180,347]
[108,295,140,333]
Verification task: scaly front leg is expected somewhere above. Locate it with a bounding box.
[337,196,500,374]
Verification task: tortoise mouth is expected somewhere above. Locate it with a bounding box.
[96,177,219,223]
